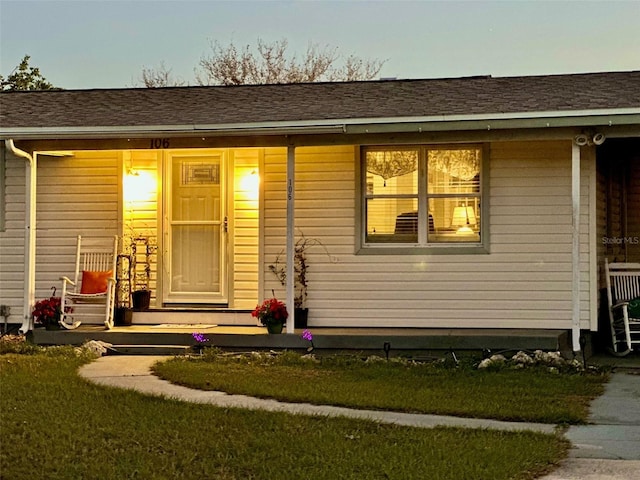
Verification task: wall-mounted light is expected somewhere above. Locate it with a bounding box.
[574,132,606,147]
[240,169,260,201]
[124,169,156,203]
[592,133,606,145]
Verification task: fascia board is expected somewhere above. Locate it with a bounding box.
[1,108,639,140]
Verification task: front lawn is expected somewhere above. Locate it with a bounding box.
[0,349,570,480]
[154,350,608,424]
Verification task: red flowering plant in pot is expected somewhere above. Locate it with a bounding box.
[252,297,289,334]
[32,287,71,330]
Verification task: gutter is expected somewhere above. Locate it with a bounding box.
[5,140,36,334]
[1,109,639,140]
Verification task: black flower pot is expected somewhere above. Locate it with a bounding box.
[114,307,133,326]
[132,290,151,311]
[294,308,309,329]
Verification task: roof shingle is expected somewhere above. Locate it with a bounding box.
[1,71,639,129]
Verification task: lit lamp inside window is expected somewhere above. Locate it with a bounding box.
[451,206,477,234]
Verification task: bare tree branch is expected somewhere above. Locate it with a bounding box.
[139,61,185,88]
[195,38,386,85]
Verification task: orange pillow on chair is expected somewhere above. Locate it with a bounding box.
[80,270,113,294]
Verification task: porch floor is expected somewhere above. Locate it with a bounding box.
[32,325,571,356]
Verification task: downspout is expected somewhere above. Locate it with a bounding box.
[5,140,36,334]
[571,141,581,352]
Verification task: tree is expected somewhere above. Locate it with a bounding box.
[1,55,57,91]
[196,38,386,85]
[138,38,386,87]
[139,61,185,88]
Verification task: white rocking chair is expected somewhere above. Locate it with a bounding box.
[605,258,640,356]
[60,235,118,330]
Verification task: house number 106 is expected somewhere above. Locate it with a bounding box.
[150,138,170,149]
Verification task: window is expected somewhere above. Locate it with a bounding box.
[362,145,484,250]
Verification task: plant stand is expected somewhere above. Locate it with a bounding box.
[115,253,132,325]
[130,236,155,311]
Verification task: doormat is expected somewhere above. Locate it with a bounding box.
[151,324,218,329]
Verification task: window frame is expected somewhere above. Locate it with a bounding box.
[357,143,489,255]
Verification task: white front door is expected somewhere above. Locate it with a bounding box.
[163,150,227,304]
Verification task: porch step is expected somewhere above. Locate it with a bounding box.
[107,344,192,356]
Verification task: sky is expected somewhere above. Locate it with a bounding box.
[1,0,639,90]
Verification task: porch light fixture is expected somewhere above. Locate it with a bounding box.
[451,206,477,234]
[574,132,606,147]
[124,169,156,203]
[239,169,260,201]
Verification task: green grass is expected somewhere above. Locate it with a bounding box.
[0,351,570,480]
[153,351,608,424]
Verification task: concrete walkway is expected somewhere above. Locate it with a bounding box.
[79,355,640,480]
[539,370,640,479]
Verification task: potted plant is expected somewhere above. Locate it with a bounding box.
[32,287,66,330]
[268,233,329,328]
[251,297,289,334]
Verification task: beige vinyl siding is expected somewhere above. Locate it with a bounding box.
[262,146,355,304]
[2,147,261,322]
[124,151,160,299]
[230,149,260,308]
[35,151,120,316]
[262,147,288,295]
[262,141,590,329]
[0,152,26,321]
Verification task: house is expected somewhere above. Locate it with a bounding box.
[1,71,639,353]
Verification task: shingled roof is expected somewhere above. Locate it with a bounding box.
[1,71,639,131]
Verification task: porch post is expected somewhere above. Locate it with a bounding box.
[285,144,296,333]
[6,140,37,334]
[571,142,581,352]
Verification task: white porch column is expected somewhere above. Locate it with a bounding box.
[6,140,36,334]
[285,144,296,333]
[571,142,581,352]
